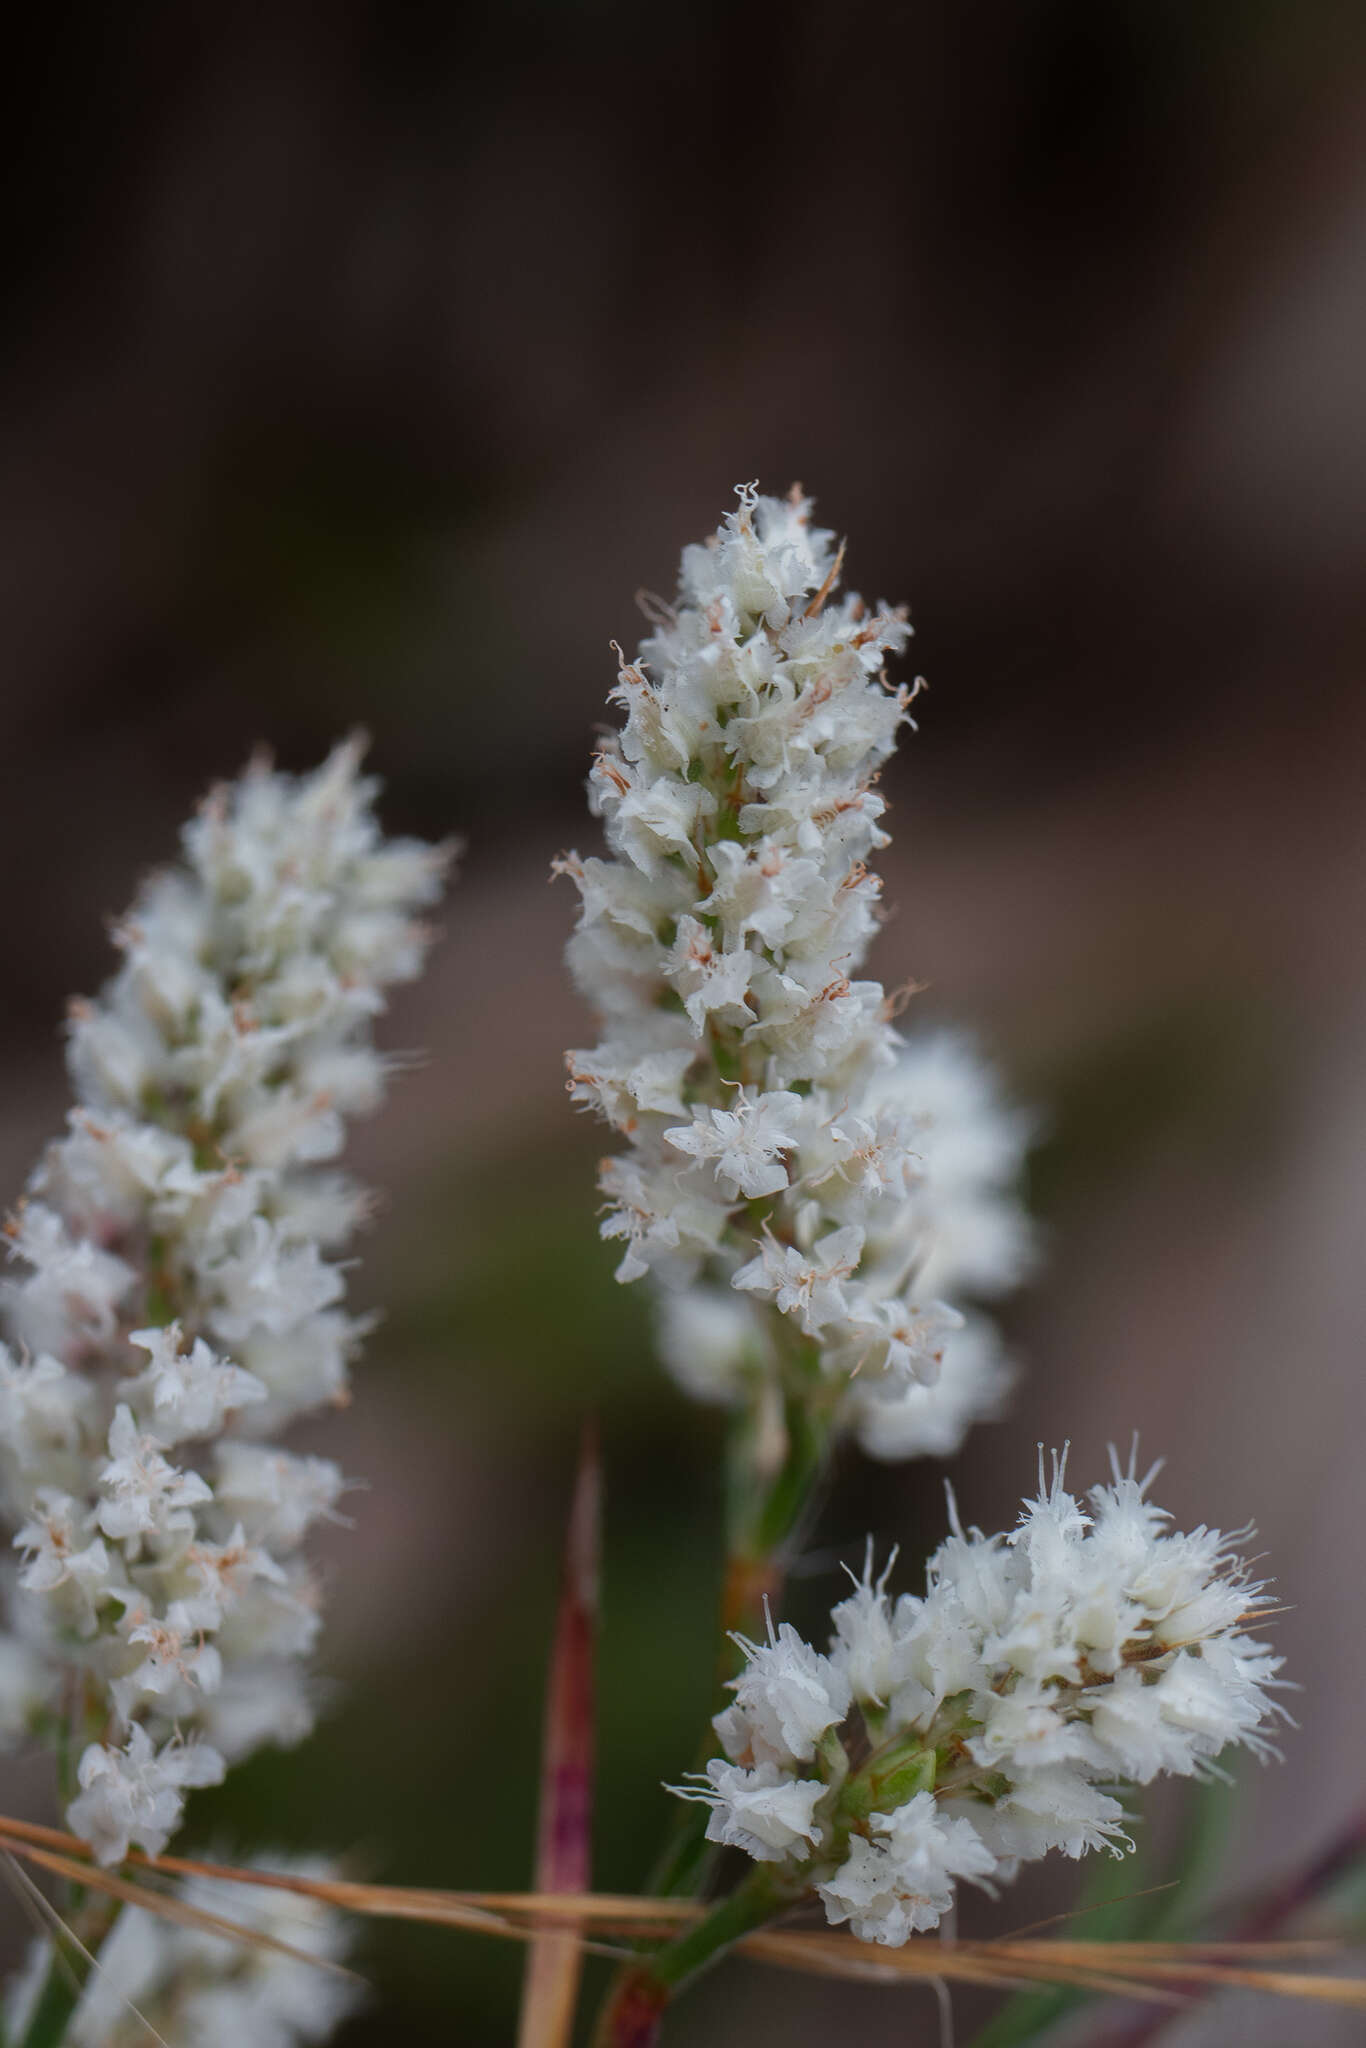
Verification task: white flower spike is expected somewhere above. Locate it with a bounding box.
[561,487,1033,1458]
[0,741,452,1864]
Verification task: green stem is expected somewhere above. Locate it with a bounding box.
[643,1378,834,1901]
[591,1334,839,2038]
[20,1961,80,2048]
[730,1376,832,1574]
[590,1863,805,2048]
[19,1902,120,2048]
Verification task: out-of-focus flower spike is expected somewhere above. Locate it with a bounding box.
[0,742,454,1870]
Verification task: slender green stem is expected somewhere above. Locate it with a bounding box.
[20,1959,82,2048]
[643,1376,834,1902]
[643,1785,717,1905]
[592,1332,840,2039]
[654,1863,802,1994]
[731,1378,832,1574]
[15,1689,118,2048]
[590,1863,807,2048]
[18,1902,120,2048]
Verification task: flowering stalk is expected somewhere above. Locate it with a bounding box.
[559,487,1033,1905]
[559,485,1031,1453]
[642,1370,834,1904]
[594,1454,1285,2046]
[0,741,450,2040]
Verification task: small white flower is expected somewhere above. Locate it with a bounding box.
[212,1444,346,1549]
[95,1406,213,1550]
[3,1204,134,1356]
[869,1032,1035,1301]
[722,1617,851,1765]
[828,1547,906,1708]
[835,1293,965,1388]
[969,1765,1130,1866]
[198,1662,318,1763]
[37,1114,211,1238]
[182,1526,290,1625]
[598,1156,728,1285]
[654,1288,765,1404]
[119,1324,266,1443]
[199,1219,344,1344]
[14,1490,114,1629]
[673,1758,826,1861]
[850,1315,1013,1462]
[67,1725,225,1865]
[566,1043,695,1132]
[110,1596,224,1722]
[732,1225,864,1335]
[1086,1663,1212,1782]
[0,1345,95,1491]
[664,1090,804,1200]
[698,840,826,949]
[806,1109,919,1209]
[817,1793,997,1941]
[664,918,757,1035]
[215,1561,321,1663]
[594,762,716,876]
[969,1683,1098,1772]
[236,1308,361,1421]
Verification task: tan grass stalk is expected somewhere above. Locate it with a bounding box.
[0,1815,1361,2019]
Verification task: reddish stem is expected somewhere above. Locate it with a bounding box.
[593,1971,669,2048]
[719,1548,783,1638]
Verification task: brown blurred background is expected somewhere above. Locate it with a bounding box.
[2,4,1366,2041]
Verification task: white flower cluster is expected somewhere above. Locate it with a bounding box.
[676,1455,1284,1945]
[5,1855,358,2047]
[0,741,449,1863]
[560,486,1031,1457]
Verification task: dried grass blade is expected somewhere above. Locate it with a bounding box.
[740,1929,1080,1996]
[0,1817,677,1936]
[516,1424,601,2048]
[171,1872,513,1934]
[456,1891,690,1923]
[986,1937,1337,1961]
[744,1940,1064,2001]
[739,1930,1189,2006]
[5,1842,361,1983]
[1089,1957,1366,2006]
[0,1851,172,2047]
[0,1816,542,1939]
[995,1881,1178,1942]
[0,1814,1359,2022]
[732,1927,1366,2013]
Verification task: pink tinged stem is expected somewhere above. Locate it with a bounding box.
[516,1425,602,2048]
